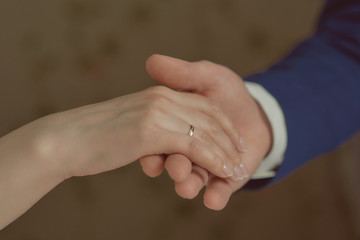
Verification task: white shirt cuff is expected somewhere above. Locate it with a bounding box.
[244,82,288,179]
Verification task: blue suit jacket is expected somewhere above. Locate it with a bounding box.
[246,0,360,184]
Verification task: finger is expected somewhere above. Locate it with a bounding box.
[146,109,235,178]
[186,127,235,178]
[203,177,234,211]
[139,155,165,177]
[174,165,209,199]
[146,54,201,91]
[161,131,234,178]
[182,110,243,180]
[164,154,192,183]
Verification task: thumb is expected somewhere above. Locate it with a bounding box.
[146,54,207,92]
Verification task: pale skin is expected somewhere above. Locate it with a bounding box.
[140,54,273,211]
[0,86,244,230]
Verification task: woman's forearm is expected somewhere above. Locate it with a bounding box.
[0,120,65,230]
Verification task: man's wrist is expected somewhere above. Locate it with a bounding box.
[244,81,288,179]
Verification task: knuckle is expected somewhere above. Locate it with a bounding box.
[138,108,160,132]
[142,106,160,122]
[145,93,171,112]
[143,98,168,119]
[151,96,168,109]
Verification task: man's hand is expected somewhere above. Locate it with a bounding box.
[140,54,273,210]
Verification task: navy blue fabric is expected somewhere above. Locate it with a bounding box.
[246,0,360,184]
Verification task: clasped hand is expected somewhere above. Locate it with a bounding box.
[140,55,272,210]
[0,54,272,229]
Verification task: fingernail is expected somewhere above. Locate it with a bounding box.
[237,137,248,153]
[234,166,245,181]
[240,162,249,178]
[234,162,249,181]
[223,162,233,177]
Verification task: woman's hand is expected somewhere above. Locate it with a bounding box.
[0,85,244,229]
[36,86,244,180]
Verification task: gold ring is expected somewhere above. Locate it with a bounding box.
[187,125,195,137]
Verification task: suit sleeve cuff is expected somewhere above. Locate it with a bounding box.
[244,81,288,179]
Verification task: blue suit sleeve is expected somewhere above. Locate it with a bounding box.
[246,0,360,184]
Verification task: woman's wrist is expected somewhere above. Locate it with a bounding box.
[28,116,73,182]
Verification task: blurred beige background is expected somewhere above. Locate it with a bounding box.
[0,0,359,239]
